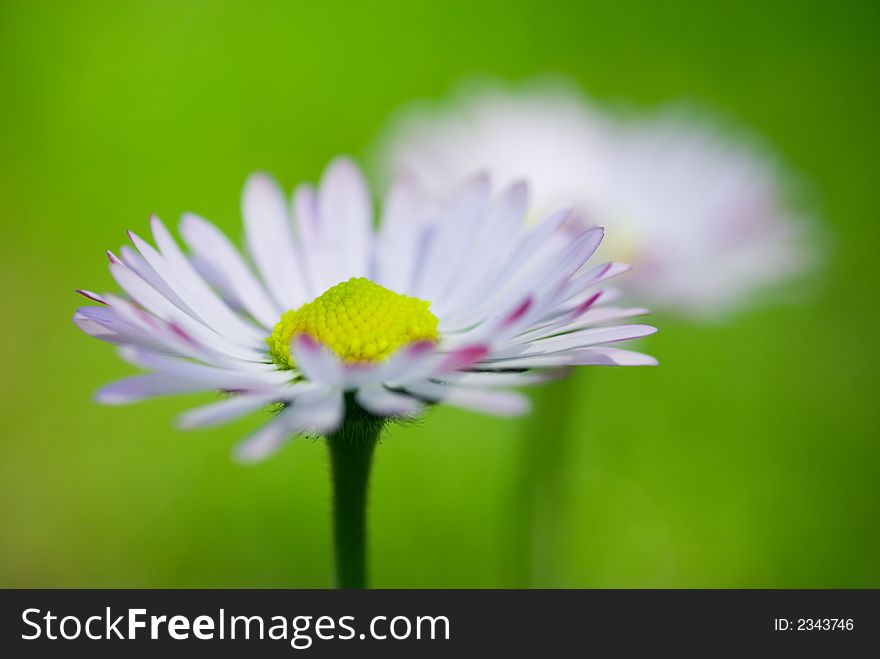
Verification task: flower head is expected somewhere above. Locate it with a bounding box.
[267,277,439,367]
[377,84,814,318]
[74,157,656,461]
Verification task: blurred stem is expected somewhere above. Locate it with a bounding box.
[327,398,383,589]
[510,373,585,587]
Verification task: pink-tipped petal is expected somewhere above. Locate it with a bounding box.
[291,334,344,385]
[376,340,437,383]
[503,297,533,328]
[436,344,489,374]
[75,289,107,305]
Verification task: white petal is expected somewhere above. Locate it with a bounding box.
[374,174,429,294]
[484,207,574,289]
[130,220,263,344]
[290,335,344,385]
[434,344,490,375]
[100,294,269,371]
[95,373,208,404]
[341,362,384,390]
[442,296,534,349]
[570,347,659,366]
[437,181,528,310]
[73,306,174,353]
[476,354,575,369]
[118,347,292,390]
[356,385,423,417]
[291,183,321,296]
[441,208,572,329]
[566,261,631,297]
[292,184,319,248]
[558,306,651,330]
[443,387,532,416]
[179,212,281,328]
[316,157,373,285]
[73,305,132,336]
[75,289,107,305]
[234,407,299,463]
[484,226,604,326]
[455,370,565,387]
[406,380,530,416]
[415,174,490,302]
[176,392,283,429]
[525,323,657,353]
[242,172,309,309]
[293,386,344,432]
[234,387,344,463]
[375,341,437,382]
[119,245,193,314]
[516,305,650,343]
[108,262,263,361]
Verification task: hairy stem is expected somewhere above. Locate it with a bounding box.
[326,399,384,589]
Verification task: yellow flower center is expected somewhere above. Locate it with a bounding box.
[266,277,439,368]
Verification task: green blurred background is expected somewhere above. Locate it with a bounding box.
[1,0,878,588]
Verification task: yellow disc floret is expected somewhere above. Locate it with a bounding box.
[266,277,439,368]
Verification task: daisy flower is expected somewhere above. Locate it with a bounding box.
[74,157,656,460]
[73,157,656,587]
[377,83,813,318]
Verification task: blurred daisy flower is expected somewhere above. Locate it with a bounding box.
[376,83,814,318]
[73,157,656,463]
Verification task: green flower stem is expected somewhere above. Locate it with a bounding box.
[326,398,384,589]
[510,373,586,587]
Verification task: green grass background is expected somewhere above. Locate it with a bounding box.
[1,0,878,587]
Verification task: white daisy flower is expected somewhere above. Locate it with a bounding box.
[377,84,814,318]
[73,157,656,462]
